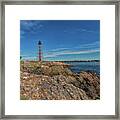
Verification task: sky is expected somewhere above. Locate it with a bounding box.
[20,20,100,61]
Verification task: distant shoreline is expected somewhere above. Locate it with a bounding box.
[44,60,100,62]
[20,60,100,62]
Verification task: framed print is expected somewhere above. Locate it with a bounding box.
[0,0,120,119]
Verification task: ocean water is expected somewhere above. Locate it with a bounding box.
[65,61,100,75]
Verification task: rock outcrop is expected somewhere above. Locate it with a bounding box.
[20,61,100,100]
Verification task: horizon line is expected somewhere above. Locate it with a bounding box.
[20,59,100,62]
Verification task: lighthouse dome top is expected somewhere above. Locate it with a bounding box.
[38,40,42,45]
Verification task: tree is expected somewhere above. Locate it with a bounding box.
[20,56,22,60]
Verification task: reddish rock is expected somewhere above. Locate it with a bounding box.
[20,61,100,100]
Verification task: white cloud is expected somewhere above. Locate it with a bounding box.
[77,28,99,34]
[44,49,99,58]
[20,20,44,37]
[48,48,69,52]
[75,41,100,49]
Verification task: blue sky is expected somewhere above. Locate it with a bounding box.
[20,20,100,61]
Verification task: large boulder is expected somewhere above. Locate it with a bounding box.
[20,74,89,100]
[76,71,100,99]
[20,61,100,100]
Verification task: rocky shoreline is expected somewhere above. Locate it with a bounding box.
[20,61,100,100]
